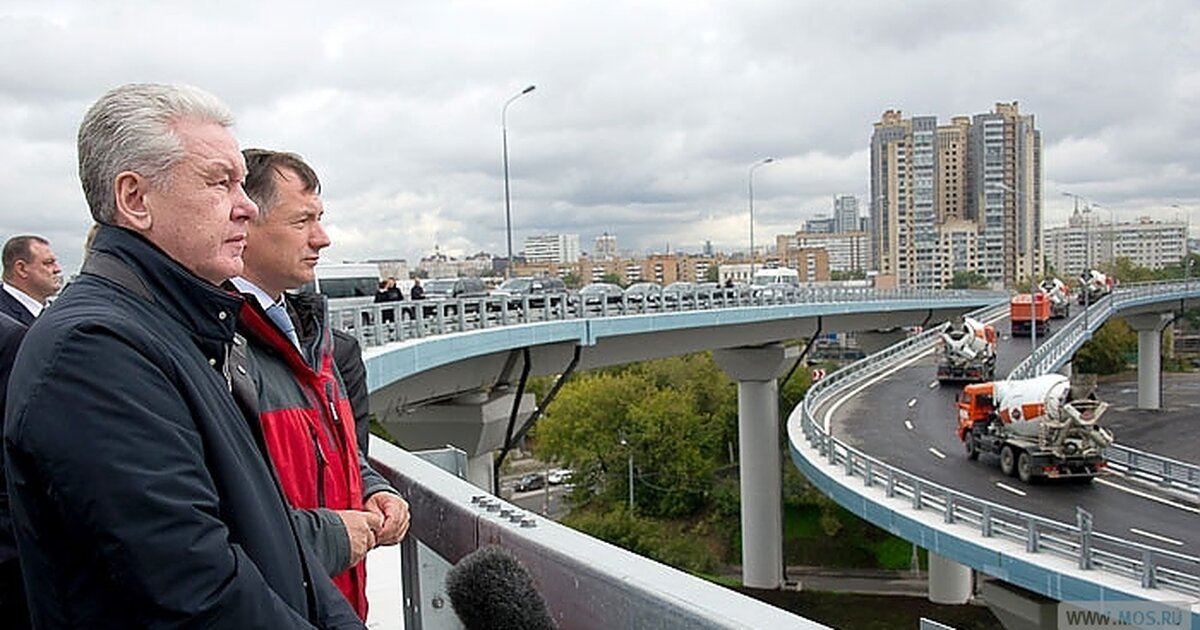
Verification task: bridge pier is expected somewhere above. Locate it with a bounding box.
[713,344,798,590]
[1125,313,1173,410]
[927,552,972,604]
[376,389,536,491]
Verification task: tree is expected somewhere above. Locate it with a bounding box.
[830,270,866,281]
[1074,318,1137,374]
[601,272,624,287]
[562,272,582,288]
[949,271,989,289]
[704,265,720,283]
[536,353,738,518]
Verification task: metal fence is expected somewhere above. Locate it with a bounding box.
[333,286,1007,348]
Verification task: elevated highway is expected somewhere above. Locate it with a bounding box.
[344,282,1199,627]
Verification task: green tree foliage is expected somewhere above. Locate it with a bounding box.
[949,271,989,289]
[1074,318,1137,374]
[562,272,582,288]
[601,272,624,287]
[537,354,737,518]
[830,270,866,281]
[704,265,720,283]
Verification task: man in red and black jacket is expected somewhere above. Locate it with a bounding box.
[232,148,410,619]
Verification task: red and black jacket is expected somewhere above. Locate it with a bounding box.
[237,292,368,619]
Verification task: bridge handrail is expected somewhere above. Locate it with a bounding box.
[333,287,1008,349]
[794,294,1200,599]
[1006,281,1200,495]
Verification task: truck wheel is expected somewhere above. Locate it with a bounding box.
[1017,451,1034,484]
[965,438,979,461]
[999,445,1016,476]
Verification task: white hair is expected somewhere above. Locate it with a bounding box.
[77,83,234,224]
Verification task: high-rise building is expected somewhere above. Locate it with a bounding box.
[834,195,859,233]
[870,103,1041,289]
[524,233,581,263]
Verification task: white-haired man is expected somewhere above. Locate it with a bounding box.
[4,83,363,628]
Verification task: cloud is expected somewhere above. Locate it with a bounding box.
[1,0,1197,276]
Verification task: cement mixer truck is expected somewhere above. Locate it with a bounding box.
[956,374,1113,483]
[1038,277,1071,319]
[1078,269,1114,305]
[937,317,997,383]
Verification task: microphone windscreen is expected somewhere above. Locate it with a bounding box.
[445,545,556,630]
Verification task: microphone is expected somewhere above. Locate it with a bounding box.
[444,545,557,630]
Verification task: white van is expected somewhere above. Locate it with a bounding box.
[298,262,382,308]
[751,268,800,299]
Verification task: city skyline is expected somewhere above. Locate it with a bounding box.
[1,1,1197,277]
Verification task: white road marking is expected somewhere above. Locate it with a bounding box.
[1095,478,1200,515]
[928,381,938,389]
[928,447,945,459]
[1128,528,1185,547]
[821,345,938,432]
[907,398,917,408]
[995,482,1027,497]
[904,420,914,431]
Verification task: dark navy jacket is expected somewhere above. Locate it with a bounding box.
[0,288,35,326]
[3,225,363,629]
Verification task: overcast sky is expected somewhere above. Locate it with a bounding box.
[1,0,1197,276]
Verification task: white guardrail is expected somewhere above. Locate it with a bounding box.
[796,292,1200,599]
[331,285,1005,349]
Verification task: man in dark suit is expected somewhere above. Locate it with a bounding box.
[0,236,62,325]
[0,311,28,627]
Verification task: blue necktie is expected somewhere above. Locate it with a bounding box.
[266,302,300,350]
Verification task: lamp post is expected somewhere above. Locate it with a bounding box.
[502,85,536,279]
[748,157,775,278]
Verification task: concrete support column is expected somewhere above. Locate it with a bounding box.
[713,344,798,590]
[1125,313,1172,410]
[927,552,972,604]
[466,451,494,491]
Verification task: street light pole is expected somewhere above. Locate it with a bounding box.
[502,85,536,279]
[748,157,775,278]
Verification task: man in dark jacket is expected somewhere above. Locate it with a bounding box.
[0,311,27,628]
[0,235,62,325]
[233,148,409,618]
[3,83,364,628]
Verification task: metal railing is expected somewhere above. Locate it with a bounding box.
[334,286,1006,348]
[1006,282,1200,495]
[793,294,1200,599]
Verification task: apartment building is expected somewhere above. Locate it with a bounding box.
[870,102,1042,289]
[1045,214,1187,276]
[524,233,581,263]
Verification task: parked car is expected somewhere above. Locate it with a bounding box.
[547,468,575,485]
[662,281,697,307]
[491,276,569,309]
[513,472,546,492]
[575,282,625,310]
[415,276,488,317]
[623,282,662,306]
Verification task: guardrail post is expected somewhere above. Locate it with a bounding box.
[827,439,837,465]
[1026,518,1039,553]
[1076,507,1093,570]
[1141,550,1157,589]
[981,505,992,537]
[886,469,896,498]
[912,480,922,510]
[844,452,854,477]
[944,495,955,524]
[863,460,873,487]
